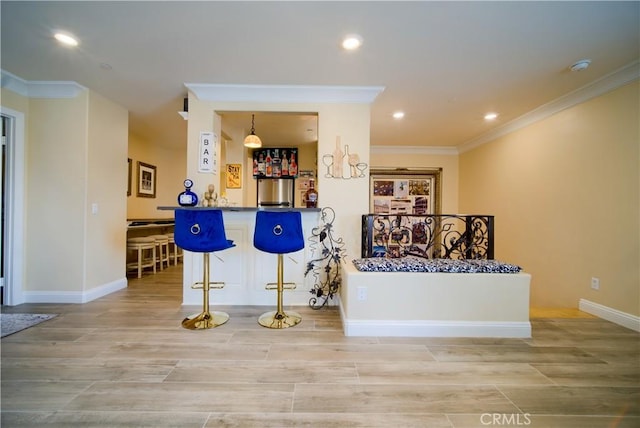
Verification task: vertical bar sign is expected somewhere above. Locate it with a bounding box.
[199,131,217,173]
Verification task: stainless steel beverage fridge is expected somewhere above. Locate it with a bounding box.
[256,178,295,207]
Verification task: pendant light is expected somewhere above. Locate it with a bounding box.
[243,114,262,148]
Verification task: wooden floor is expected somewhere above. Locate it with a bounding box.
[1,265,639,427]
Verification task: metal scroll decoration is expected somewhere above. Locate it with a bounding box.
[361,214,495,260]
[305,207,346,309]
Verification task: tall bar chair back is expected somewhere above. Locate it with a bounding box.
[253,210,305,329]
[174,209,235,329]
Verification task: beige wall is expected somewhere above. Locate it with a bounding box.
[459,81,639,315]
[86,91,129,290]
[27,94,88,292]
[1,87,29,113]
[1,86,129,297]
[127,133,187,219]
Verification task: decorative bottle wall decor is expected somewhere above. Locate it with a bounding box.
[321,136,368,179]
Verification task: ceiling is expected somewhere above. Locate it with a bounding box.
[1,1,638,150]
[219,111,319,147]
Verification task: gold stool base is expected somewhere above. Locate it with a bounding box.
[258,310,302,329]
[182,311,229,330]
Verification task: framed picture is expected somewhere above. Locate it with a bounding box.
[369,168,442,215]
[226,163,242,188]
[137,161,156,198]
[127,158,132,196]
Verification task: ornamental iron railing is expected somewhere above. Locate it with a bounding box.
[362,214,494,260]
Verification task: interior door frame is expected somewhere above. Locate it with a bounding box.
[1,107,26,306]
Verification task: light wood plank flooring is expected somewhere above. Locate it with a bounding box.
[2,265,639,427]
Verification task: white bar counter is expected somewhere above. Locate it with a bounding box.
[158,207,321,306]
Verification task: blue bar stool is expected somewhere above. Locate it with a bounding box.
[253,210,305,329]
[175,209,235,329]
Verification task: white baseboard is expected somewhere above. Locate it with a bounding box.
[579,299,640,332]
[338,300,530,338]
[24,278,127,304]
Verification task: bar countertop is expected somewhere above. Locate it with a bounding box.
[127,219,175,229]
[157,206,321,212]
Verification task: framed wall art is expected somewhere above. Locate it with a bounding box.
[137,161,156,198]
[226,163,242,188]
[369,168,442,215]
[127,158,132,196]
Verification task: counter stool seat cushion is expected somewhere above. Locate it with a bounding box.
[128,236,156,244]
[253,210,304,254]
[126,236,157,278]
[175,209,234,253]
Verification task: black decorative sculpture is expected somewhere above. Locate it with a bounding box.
[305,207,346,309]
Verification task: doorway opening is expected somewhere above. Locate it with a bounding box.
[1,115,6,304]
[1,107,26,306]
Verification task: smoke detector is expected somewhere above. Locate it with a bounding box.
[570,59,591,72]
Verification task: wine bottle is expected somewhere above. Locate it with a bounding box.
[257,152,265,176]
[265,150,272,177]
[305,179,318,208]
[289,152,298,177]
[273,149,281,177]
[281,149,289,176]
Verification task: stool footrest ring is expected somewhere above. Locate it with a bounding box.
[265,282,297,290]
[191,281,226,290]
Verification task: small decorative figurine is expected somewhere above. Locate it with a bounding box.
[178,179,198,206]
[218,192,229,207]
[202,184,218,207]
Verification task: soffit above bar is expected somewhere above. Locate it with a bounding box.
[184,83,385,104]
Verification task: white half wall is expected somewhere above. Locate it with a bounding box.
[340,262,531,338]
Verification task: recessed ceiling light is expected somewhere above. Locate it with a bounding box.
[342,34,363,50]
[570,59,591,72]
[392,111,405,119]
[54,32,79,47]
[484,112,498,121]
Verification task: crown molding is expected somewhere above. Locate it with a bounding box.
[458,60,640,154]
[1,69,86,99]
[371,145,458,156]
[0,70,28,95]
[185,83,385,104]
